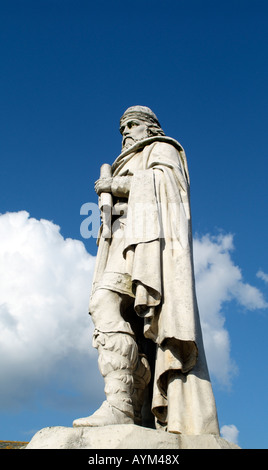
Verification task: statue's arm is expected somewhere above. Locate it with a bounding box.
[110,175,132,197]
[95,175,132,198]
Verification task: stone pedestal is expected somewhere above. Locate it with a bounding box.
[25,424,240,449]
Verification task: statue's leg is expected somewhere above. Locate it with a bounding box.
[73,288,150,427]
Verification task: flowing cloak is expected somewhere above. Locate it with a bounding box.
[90,136,220,435]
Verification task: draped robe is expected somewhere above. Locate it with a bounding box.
[90,136,220,434]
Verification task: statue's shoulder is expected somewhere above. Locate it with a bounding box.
[141,136,184,153]
[143,137,189,183]
[147,138,180,153]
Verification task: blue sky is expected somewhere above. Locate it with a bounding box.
[0,0,267,449]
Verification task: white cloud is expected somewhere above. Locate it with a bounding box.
[220,424,239,445]
[257,269,268,284]
[0,213,267,413]
[0,211,99,410]
[193,233,268,387]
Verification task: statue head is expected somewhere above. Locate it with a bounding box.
[120,106,165,150]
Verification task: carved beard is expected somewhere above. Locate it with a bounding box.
[122,136,136,149]
[122,132,149,150]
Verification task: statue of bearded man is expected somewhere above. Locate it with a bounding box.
[73,106,220,435]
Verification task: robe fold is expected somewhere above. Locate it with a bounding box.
[90,136,220,435]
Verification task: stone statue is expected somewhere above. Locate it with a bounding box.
[73,106,220,435]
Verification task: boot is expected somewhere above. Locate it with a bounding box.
[73,330,141,427]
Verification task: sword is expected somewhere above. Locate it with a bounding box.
[99,163,112,238]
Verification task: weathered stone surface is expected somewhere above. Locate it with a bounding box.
[74,106,220,436]
[25,424,240,449]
